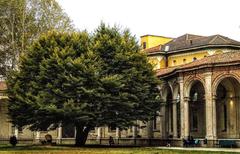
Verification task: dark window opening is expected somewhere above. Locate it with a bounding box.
[192,92,198,102]
[173,60,176,65]
[170,105,173,132]
[153,115,157,130]
[109,123,117,132]
[223,104,227,132]
[217,84,227,99]
[18,127,23,133]
[191,110,198,131]
[62,124,75,138]
[143,42,147,49]
[190,40,193,45]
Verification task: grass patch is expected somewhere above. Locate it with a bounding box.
[0,145,237,154]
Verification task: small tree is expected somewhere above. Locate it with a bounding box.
[8,24,160,146]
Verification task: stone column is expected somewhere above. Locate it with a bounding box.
[14,127,19,138]
[97,127,102,139]
[147,121,154,138]
[97,127,102,144]
[159,102,166,138]
[179,77,185,138]
[205,72,216,139]
[116,127,120,139]
[57,127,62,144]
[212,95,217,139]
[183,97,190,138]
[36,131,40,140]
[139,121,143,135]
[172,99,178,138]
[132,126,137,138]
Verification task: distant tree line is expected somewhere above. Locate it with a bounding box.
[0,0,74,75]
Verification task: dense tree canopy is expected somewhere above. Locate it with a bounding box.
[0,0,74,74]
[7,24,161,146]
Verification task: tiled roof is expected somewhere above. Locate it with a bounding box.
[145,34,240,54]
[144,45,162,53]
[156,51,240,77]
[0,81,7,91]
[156,67,177,76]
[162,34,240,53]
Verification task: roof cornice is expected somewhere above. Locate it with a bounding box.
[147,44,240,56]
[158,60,240,79]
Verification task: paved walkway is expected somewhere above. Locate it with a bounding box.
[157,146,240,153]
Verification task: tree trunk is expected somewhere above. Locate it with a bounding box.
[75,125,91,147]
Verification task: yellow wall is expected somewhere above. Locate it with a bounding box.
[141,35,171,70]
[141,35,172,49]
[147,49,224,69]
[168,50,223,67]
[142,34,225,69]
[148,56,166,70]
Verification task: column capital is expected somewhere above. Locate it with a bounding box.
[178,76,184,83]
[172,99,180,104]
[160,102,167,106]
[204,72,213,77]
[212,95,217,100]
[184,97,190,102]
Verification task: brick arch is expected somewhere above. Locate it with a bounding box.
[212,73,240,96]
[172,81,180,100]
[184,76,205,98]
[161,82,173,102]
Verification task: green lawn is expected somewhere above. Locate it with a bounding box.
[0,145,237,154]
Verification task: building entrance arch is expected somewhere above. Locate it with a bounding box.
[216,77,240,138]
[188,80,206,138]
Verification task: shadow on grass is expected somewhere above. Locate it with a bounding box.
[0,144,142,151]
[0,144,236,154]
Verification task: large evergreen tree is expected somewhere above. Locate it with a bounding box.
[7,24,160,146]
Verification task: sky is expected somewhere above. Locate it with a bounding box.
[57,0,240,41]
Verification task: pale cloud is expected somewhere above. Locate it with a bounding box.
[58,0,240,41]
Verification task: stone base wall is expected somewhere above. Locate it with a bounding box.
[3,137,240,148]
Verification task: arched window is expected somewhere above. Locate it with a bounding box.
[193,92,198,102]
